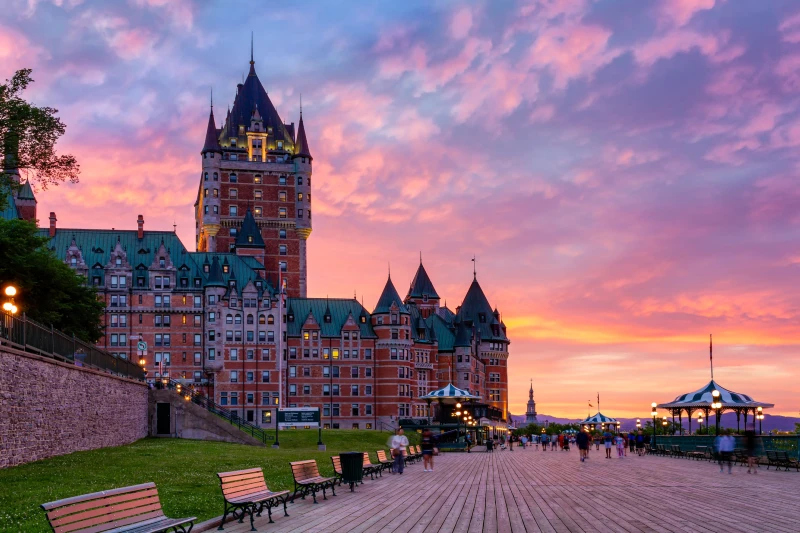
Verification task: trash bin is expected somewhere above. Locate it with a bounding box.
[339,452,363,492]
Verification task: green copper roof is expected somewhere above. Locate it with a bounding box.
[0,194,19,220]
[189,252,273,296]
[286,298,376,339]
[456,277,509,343]
[234,208,265,248]
[373,275,408,314]
[17,181,35,201]
[427,313,455,352]
[406,261,439,300]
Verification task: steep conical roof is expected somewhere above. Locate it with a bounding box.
[374,275,408,314]
[221,58,293,147]
[205,256,226,287]
[202,107,221,153]
[293,112,312,159]
[235,208,265,248]
[407,261,439,300]
[17,180,35,201]
[457,276,508,342]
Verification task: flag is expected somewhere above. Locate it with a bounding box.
[588,401,593,408]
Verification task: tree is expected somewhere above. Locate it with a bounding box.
[0,68,79,208]
[0,218,103,342]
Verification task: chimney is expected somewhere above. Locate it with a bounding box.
[49,212,57,237]
[137,214,144,239]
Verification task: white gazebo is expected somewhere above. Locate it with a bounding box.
[580,412,620,431]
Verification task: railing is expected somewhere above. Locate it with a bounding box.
[157,378,273,444]
[654,435,800,460]
[0,311,145,381]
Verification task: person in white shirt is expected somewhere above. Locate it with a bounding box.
[389,428,409,474]
[718,430,735,474]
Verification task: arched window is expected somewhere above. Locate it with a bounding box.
[267,314,275,325]
[247,314,254,325]
[213,172,218,181]
[259,315,266,325]
[235,314,242,324]
[226,314,233,324]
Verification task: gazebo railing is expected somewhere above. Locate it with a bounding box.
[654,435,800,460]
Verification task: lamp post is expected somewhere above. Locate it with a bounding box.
[636,419,641,431]
[651,402,658,447]
[662,416,668,435]
[756,407,764,435]
[711,389,722,436]
[698,413,704,435]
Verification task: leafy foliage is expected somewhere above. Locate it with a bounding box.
[0,218,104,341]
[0,68,79,208]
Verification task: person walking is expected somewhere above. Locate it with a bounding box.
[576,429,590,462]
[636,431,645,456]
[421,428,435,472]
[486,436,493,453]
[509,434,514,451]
[616,433,625,458]
[541,433,548,451]
[628,432,635,455]
[718,430,735,474]
[603,429,613,459]
[389,428,409,474]
[745,430,757,474]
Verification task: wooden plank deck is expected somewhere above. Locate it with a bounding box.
[202,447,800,533]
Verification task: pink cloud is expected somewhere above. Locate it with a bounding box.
[659,0,716,27]
[449,6,473,40]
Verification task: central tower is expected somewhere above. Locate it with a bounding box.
[196,49,312,297]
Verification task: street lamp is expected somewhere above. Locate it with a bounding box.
[662,416,668,435]
[651,402,658,447]
[636,419,641,430]
[756,407,764,435]
[2,285,19,315]
[697,413,704,434]
[711,390,722,436]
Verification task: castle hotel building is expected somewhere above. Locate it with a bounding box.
[2,54,510,429]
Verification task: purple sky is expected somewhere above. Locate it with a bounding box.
[2,0,800,418]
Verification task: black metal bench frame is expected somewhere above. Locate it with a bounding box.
[290,460,336,504]
[217,467,290,532]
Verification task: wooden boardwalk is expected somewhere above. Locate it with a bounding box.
[203,447,800,533]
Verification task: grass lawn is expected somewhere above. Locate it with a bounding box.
[0,430,419,533]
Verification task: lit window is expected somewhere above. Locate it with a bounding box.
[254,207,262,216]
[254,190,262,200]
[254,175,262,184]
[279,191,287,202]
[279,208,287,219]
[298,193,303,201]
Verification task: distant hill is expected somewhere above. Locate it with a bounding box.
[510,412,799,433]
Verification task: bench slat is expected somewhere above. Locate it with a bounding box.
[50,495,161,528]
[218,467,263,478]
[47,489,159,521]
[43,484,157,511]
[55,508,164,533]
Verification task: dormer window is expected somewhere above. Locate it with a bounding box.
[230,138,237,147]
[203,265,210,273]
[479,313,486,323]
[324,314,332,323]
[115,257,122,266]
[248,236,253,243]
[360,315,366,323]
[70,256,77,266]
[222,265,229,273]
[288,312,294,322]
[422,294,428,302]
[159,257,166,268]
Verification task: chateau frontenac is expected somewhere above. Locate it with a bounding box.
[2,54,510,430]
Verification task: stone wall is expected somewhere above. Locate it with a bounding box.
[0,346,148,468]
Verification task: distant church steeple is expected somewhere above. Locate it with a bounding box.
[525,379,538,424]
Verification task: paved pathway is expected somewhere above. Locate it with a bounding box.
[206,446,800,533]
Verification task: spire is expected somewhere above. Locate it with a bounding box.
[293,103,312,160]
[202,98,221,154]
[406,259,440,300]
[248,31,256,76]
[205,256,226,287]
[235,208,266,248]
[472,255,477,280]
[374,274,408,314]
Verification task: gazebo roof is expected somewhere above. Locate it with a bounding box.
[580,412,618,425]
[419,383,480,401]
[657,379,774,410]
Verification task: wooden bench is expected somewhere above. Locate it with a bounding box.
[670,445,685,458]
[330,456,344,486]
[766,450,800,471]
[375,450,394,472]
[41,482,195,533]
[290,460,336,504]
[686,446,707,460]
[362,452,382,480]
[217,467,290,531]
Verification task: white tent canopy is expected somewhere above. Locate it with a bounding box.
[580,412,619,426]
[419,383,481,402]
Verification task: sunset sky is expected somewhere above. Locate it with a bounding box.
[2,0,799,419]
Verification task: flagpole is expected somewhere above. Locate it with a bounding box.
[710,334,713,381]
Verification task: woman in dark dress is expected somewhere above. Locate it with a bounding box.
[421,429,435,472]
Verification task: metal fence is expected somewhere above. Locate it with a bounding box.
[654,435,800,460]
[0,311,145,380]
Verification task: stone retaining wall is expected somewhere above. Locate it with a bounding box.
[0,346,148,468]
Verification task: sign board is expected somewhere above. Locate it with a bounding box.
[129,335,140,340]
[278,407,320,428]
[137,341,147,351]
